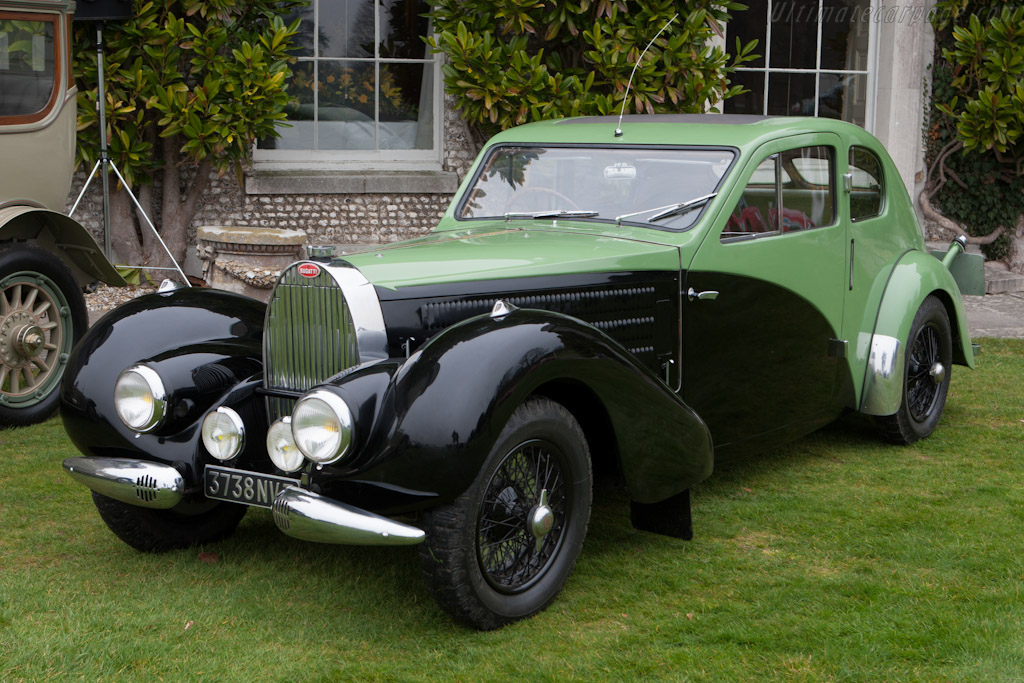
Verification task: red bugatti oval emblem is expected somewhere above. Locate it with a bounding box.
[298,263,321,278]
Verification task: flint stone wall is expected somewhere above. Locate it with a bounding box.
[65,96,479,262]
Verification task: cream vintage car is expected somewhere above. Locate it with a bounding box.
[1,0,123,426]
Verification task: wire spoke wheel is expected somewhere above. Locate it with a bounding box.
[477,439,568,593]
[0,272,73,408]
[418,397,592,630]
[877,295,952,445]
[906,323,942,422]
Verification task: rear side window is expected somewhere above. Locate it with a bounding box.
[723,145,836,242]
[0,14,56,119]
[849,146,884,221]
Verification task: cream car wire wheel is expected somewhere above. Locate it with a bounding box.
[0,271,73,408]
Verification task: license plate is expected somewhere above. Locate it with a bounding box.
[204,465,299,509]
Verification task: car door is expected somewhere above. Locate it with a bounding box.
[682,133,847,453]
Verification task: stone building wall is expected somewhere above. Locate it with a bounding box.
[66,94,480,270]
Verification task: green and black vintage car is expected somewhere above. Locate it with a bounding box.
[61,115,975,629]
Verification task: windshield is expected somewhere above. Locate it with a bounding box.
[458,146,735,230]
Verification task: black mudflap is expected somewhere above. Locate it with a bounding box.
[630,489,693,540]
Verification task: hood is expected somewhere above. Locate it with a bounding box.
[338,223,685,291]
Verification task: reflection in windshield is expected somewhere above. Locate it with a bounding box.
[459,146,734,230]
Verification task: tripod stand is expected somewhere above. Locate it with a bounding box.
[69,22,190,287]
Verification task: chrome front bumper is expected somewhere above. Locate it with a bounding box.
[272,486,425,546]
[63,457,185,509]
[63,456,425,546]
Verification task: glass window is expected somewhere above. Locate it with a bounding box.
[458,146,736,231]
[724,145,835,241]
[849,145,884,220]
[725,0,872,128]
[256,0,438,158]
[0,16,56,119]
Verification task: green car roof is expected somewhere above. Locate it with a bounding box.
[485,114,873,149]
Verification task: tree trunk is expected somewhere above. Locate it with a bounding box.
[151,135,213,269]
[108,186,144,267]
[1006,214,1024,275]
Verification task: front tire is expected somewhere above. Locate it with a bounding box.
[878,296,953,444]
[92,492,247,553]
[0,244,87,427]
[418,397,592,630]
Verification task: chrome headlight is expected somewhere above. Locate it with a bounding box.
[113,364,167,432]
[291,390,355,465]
[202,407,245,461]
[267,417,303,473]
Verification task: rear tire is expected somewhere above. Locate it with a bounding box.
[92,492,247,553]
[878,296,952,444]
[418,397,592,630]
[0,244,87,427]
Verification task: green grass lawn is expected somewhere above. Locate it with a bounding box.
[2,339,1022,682]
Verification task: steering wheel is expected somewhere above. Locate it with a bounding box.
[504,186,582,212]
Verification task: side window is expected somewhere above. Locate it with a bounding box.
[0,15,56,119]
[849,146,884,221]
[724,145,835,242]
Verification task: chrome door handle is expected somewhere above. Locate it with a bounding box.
[687,287,719,302]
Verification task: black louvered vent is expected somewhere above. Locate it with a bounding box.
[135,475,158,503]
[416,285,663,366]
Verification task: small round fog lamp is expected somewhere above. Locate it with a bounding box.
[267,417,304,473]
[202,407,245,461]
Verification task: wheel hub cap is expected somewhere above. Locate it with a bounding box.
[0,312,42,368]
[14,323,45,359]
[929,362,946,386]
[529,489,554,552]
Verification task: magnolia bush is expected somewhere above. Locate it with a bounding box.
[426,0,757,143]
[74,0,301,267]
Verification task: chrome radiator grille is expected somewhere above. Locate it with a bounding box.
[264,264,359,418]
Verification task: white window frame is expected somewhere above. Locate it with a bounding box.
[254,0,444,171]
[730,0,878,132]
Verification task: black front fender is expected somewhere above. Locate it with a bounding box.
[60,288,265,480]
[315,307,712,511]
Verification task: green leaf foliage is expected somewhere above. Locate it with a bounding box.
[73,0,303,187]
[928,1,1024,258]
[426,0,758,139]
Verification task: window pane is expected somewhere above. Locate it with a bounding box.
[318,61,376,150]
[284,5,315,58]
[461,146,735,230]
[769,0,818,69]
[821,0,870,71]
[780,146,834,229]
[255,0,439,155]
[726,0,767,68]
[321,0,374,59]
[767,71,816,116]
[379,0,430,60]
[260,62,315,150]
[0,19,55,117]
[725,156,778,240]
[723,70,765,115]
[849,146,884,220]
[380,62,432,149]
[818,73,866,126]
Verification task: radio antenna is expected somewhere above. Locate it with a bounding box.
[615,13,678,137]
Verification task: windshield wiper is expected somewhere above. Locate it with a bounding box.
[504,209,599,221]
[615,192,717,225]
